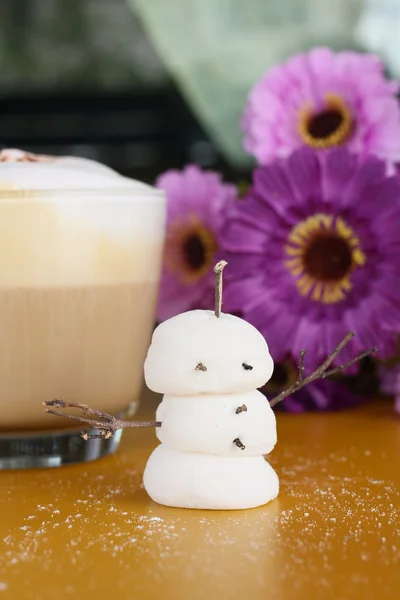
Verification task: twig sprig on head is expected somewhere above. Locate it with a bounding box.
[43,400,161,440]
[269,332,377,408]
[214,260,227,318]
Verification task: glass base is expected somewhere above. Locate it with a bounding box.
[0,426,123,470]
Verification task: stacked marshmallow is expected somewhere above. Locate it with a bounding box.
[143,309,279,510]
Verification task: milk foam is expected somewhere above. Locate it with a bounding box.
[0,149,158,191]
[0,150,165,286]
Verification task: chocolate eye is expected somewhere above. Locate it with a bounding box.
[242,363,253,371]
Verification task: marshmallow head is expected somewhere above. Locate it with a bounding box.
[144,310,274,395]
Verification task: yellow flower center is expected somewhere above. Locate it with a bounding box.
[285,213,366,304]
[165,216,217,283]
[298,94,353,149]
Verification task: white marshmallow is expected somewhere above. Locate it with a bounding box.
[144,310,274,395]
[156,390,277,457]
[143,445,279,510]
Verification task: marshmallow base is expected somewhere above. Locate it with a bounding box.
[143,444,279,510]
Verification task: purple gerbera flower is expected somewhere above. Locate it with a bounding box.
[222,147,400,370]
[242,47,400,165]
[155,165,237,321]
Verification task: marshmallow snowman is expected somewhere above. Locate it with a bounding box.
[143,309,279,510]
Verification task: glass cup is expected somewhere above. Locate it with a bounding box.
[0,151,166,469]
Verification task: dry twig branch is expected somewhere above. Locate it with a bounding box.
[43,399,161,440]
[43,332,376,438]
[214,260,227,318]
[269,332,377,408]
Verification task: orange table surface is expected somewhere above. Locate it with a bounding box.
[0,394,399,600]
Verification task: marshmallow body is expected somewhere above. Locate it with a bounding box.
[156,390,277,457]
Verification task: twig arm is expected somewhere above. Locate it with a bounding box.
[44,334,377,432]
[321,347,377,379]
[296,349,306,385]
[270,333,376,408]
[43,399,161,439]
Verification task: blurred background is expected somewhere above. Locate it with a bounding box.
[0,0,399,182]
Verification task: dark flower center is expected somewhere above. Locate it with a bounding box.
[270,363,294,388]
[307,109,343,140]
[303,234,353,282]
[298,94,353,149]
[285,213,366,304]
[263,362,298,394]
[166,219,217,283]
[183,234,207,271]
